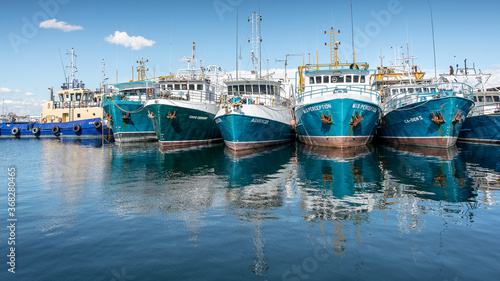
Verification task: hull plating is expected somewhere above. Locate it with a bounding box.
[103,100,157,142]
[458,114,500,144]
[295,98,381,148]
[377,97,474,148]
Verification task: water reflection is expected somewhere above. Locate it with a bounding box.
[38,139,112,235]
[219,144,296,277]
[296,144,382,221]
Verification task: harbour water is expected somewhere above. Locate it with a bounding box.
[2,139,500,280]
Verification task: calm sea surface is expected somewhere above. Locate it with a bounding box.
[1,139,500,281]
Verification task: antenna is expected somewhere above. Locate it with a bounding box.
[350,0,355,64]
[236,1,239,80]
[275,54,301,82]
[58,48,67,84]
[427,0,437,79]
[65,48,78,89]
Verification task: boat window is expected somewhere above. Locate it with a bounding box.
[260,85,266,94]
[423,88,429,93]
[167,84,173,90]
[239,85,245,92]
[251,85,257,93]
[323,76,329,83]
[353,75,359,83]
[331,75,343,83]
[161,85,166,90]
[197,84,203,91]
[315,76,321,84]
[494,96,499,102]
[181,84,187,90]
[65,93,69,100]
[228,87,232,94]
[360,76,365,83]
[392,89,398,95]
[245,85,251,93]
[233,85,239,93]
[345,75,352,83]
[309,77,314,84]
[408,88,414,93]
[478,96,484,102]
[174,84,180,90]
[473,96,477,102]
[70,94,75,101]
[401,88,406,93]
[189,84,195,90]
[76,93,81,100]
[270,85,275,95]
[59,95,64,102]
[486,96,493,102]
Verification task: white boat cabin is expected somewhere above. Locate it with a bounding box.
[158,76,217,103]
[224,79,290,107]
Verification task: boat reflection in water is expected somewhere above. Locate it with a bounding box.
[296,144,382,221]
[457,142,500,206]
[220,144,296,277]
[379,144,474,202]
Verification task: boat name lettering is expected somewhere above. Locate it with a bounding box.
[352,104,377,112]
[251,118,269,124]
[303,104,332,114]
[189,115,208,120]
[404,116,423,124]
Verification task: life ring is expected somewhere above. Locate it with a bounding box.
[64,102,69,107]
[80,101,86,107]
[72,124,81,133]
[93,120,102,129]
[42,117,47,123]
[51,126,60,134]
[149,87,154,96]
[32,127,40,135]
[11,127,20,135]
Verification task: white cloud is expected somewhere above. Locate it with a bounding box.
[105,31,155,50]
[25,92,36,96]
[1,98,47,116]
[0,87,22,93]
[39,19,84,32]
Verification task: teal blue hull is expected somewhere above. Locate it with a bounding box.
[295,98,381,148]
[458,114,500,144]
[146,103,221,147]
[103,100,156,142]
[377,97,473,147]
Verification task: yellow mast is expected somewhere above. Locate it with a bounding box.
[324,27,341,69]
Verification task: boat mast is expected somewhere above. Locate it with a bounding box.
[324,27,340,69]
[249,12,262,79]
[66,48,78,89]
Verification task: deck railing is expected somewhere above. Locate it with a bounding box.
[296,84,380,104]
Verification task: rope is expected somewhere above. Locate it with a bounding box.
[111,98,147,114]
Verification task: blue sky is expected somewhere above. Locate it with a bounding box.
[2,0,500,115]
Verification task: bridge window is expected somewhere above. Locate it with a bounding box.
[239,85,245,92]
[360,76,365,83]
[392,89,398,95]
[76,93,81,100]
[260,85,266,94]
[478,96,484,102]
[189,84,195,90]
[353,75,359,83]
[315,76,321,84]
[494,96,499,102]
[323,76,329,83]
[408,88,414,93]
[181,84,187,90]
[167,84,173,90]
[174,84,180,90]
[253,85,259,93]
[244,85,251,93]
[473,96,477,102]
[486,96,493,102]
[331,75,343,83]
[309,77,314,84]
[197,84,203,91]
[345,75,352,83]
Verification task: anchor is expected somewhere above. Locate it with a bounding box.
[430,111,444,124]
[147,111,155,119]
[452,111,462,123]
[350,111,363,127]
[321,112,332,124]
[167,111,176,119]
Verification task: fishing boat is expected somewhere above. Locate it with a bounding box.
[0,48,111,139]
[294,27,381,148]
[103,59,158,143]
[145,42,223,148]
[214,12,294,150]
[374,53,475,148]
[440,62,500,144]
